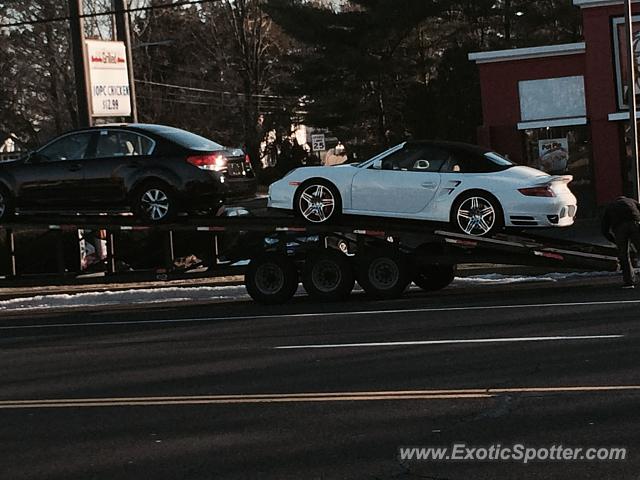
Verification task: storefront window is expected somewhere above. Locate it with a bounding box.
[523,126,597,217]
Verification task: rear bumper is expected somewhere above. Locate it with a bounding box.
[505,195,577,228]
[180,175,256,209]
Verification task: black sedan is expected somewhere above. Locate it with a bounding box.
[0,124,257,222]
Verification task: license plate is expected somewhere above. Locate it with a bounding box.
[228,162,244,176]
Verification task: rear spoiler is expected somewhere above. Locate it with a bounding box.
[535,174,573,185]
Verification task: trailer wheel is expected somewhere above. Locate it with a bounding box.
[245,253,299,304]
[357,249,410,299]
[302,250,354,300]
[413,264,457,291]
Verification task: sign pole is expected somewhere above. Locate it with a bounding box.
[624,0,640,200]
[68,0,92,128]
[113,0,138,122]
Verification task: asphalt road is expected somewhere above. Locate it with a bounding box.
[1,279,639,480]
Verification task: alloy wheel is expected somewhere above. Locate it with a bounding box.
[456,196,496,236]
[141,188,170,221]
[298,184,335,223]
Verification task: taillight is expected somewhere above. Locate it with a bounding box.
[518,186,555,197]
[244,154,252,169]
[187,153,228,172]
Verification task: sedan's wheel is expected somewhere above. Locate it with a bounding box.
[452,193,502,237]
[0,188,14,222]
[413,264,457,291]
[134,183,176,223]
[245,253,299,305]
[357,249,410,299]
[295,181,340,223]
[302,250,355,300]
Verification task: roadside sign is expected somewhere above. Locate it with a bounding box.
[311,134,326,152]
[84,40,132,117]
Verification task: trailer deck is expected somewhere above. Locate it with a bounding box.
[0,213,619,303]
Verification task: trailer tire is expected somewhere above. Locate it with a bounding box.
[413,264,457,291]
[302,250,354,301]
[245,253,299,304]
[357,249,410,299]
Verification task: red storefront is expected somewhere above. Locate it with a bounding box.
[469,0,640,215]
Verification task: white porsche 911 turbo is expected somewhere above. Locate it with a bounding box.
[268,141,577,236]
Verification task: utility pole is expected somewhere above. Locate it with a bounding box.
[69,0,92,127]
[113,0,138,122]
[624,0,640,200]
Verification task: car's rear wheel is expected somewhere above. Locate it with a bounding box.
[451,191,503,237]
[133,181,177,223]
[302,250,355,300]
[0,187,14,222]
[294,180,341,223]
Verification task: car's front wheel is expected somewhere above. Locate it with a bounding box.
[451,191,503,237]
[133,181,177,223]
[294,180,341,223]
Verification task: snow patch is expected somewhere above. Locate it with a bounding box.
[0,271,617,313]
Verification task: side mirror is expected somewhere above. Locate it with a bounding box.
[372,159,382,170]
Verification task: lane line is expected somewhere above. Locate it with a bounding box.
[2,299,640,330]
[274,334,623,350]
[2,385,640,409]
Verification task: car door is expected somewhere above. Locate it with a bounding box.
[80,129,156,206]
[15,131,94,208]
[350,144,445,215]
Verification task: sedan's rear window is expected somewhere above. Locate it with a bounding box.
[155,127,224,152]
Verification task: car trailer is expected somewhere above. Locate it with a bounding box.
[0,215,620,304]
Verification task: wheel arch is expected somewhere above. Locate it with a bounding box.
[128,175,178,201]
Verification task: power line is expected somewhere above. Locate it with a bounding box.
[0,0,214,29]
[136,79,296,101]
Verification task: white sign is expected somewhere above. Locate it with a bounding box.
[85,40,131,117]
[538,137,569,173]
[311,134,326,152]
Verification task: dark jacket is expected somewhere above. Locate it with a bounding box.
[601,196,640,242]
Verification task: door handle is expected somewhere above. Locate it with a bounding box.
[421,182,437,189]
[68,163,82,172]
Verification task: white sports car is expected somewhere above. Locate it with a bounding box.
[268,141,577,236]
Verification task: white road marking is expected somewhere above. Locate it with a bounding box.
[1,384,639,409]
[1,299,639,330]
[274,334,623,350]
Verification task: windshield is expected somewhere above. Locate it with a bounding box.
[357,143,406,168]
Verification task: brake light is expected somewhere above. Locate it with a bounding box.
[518,186,555,197]
[187,153,227,172]
[244,153,252,170]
